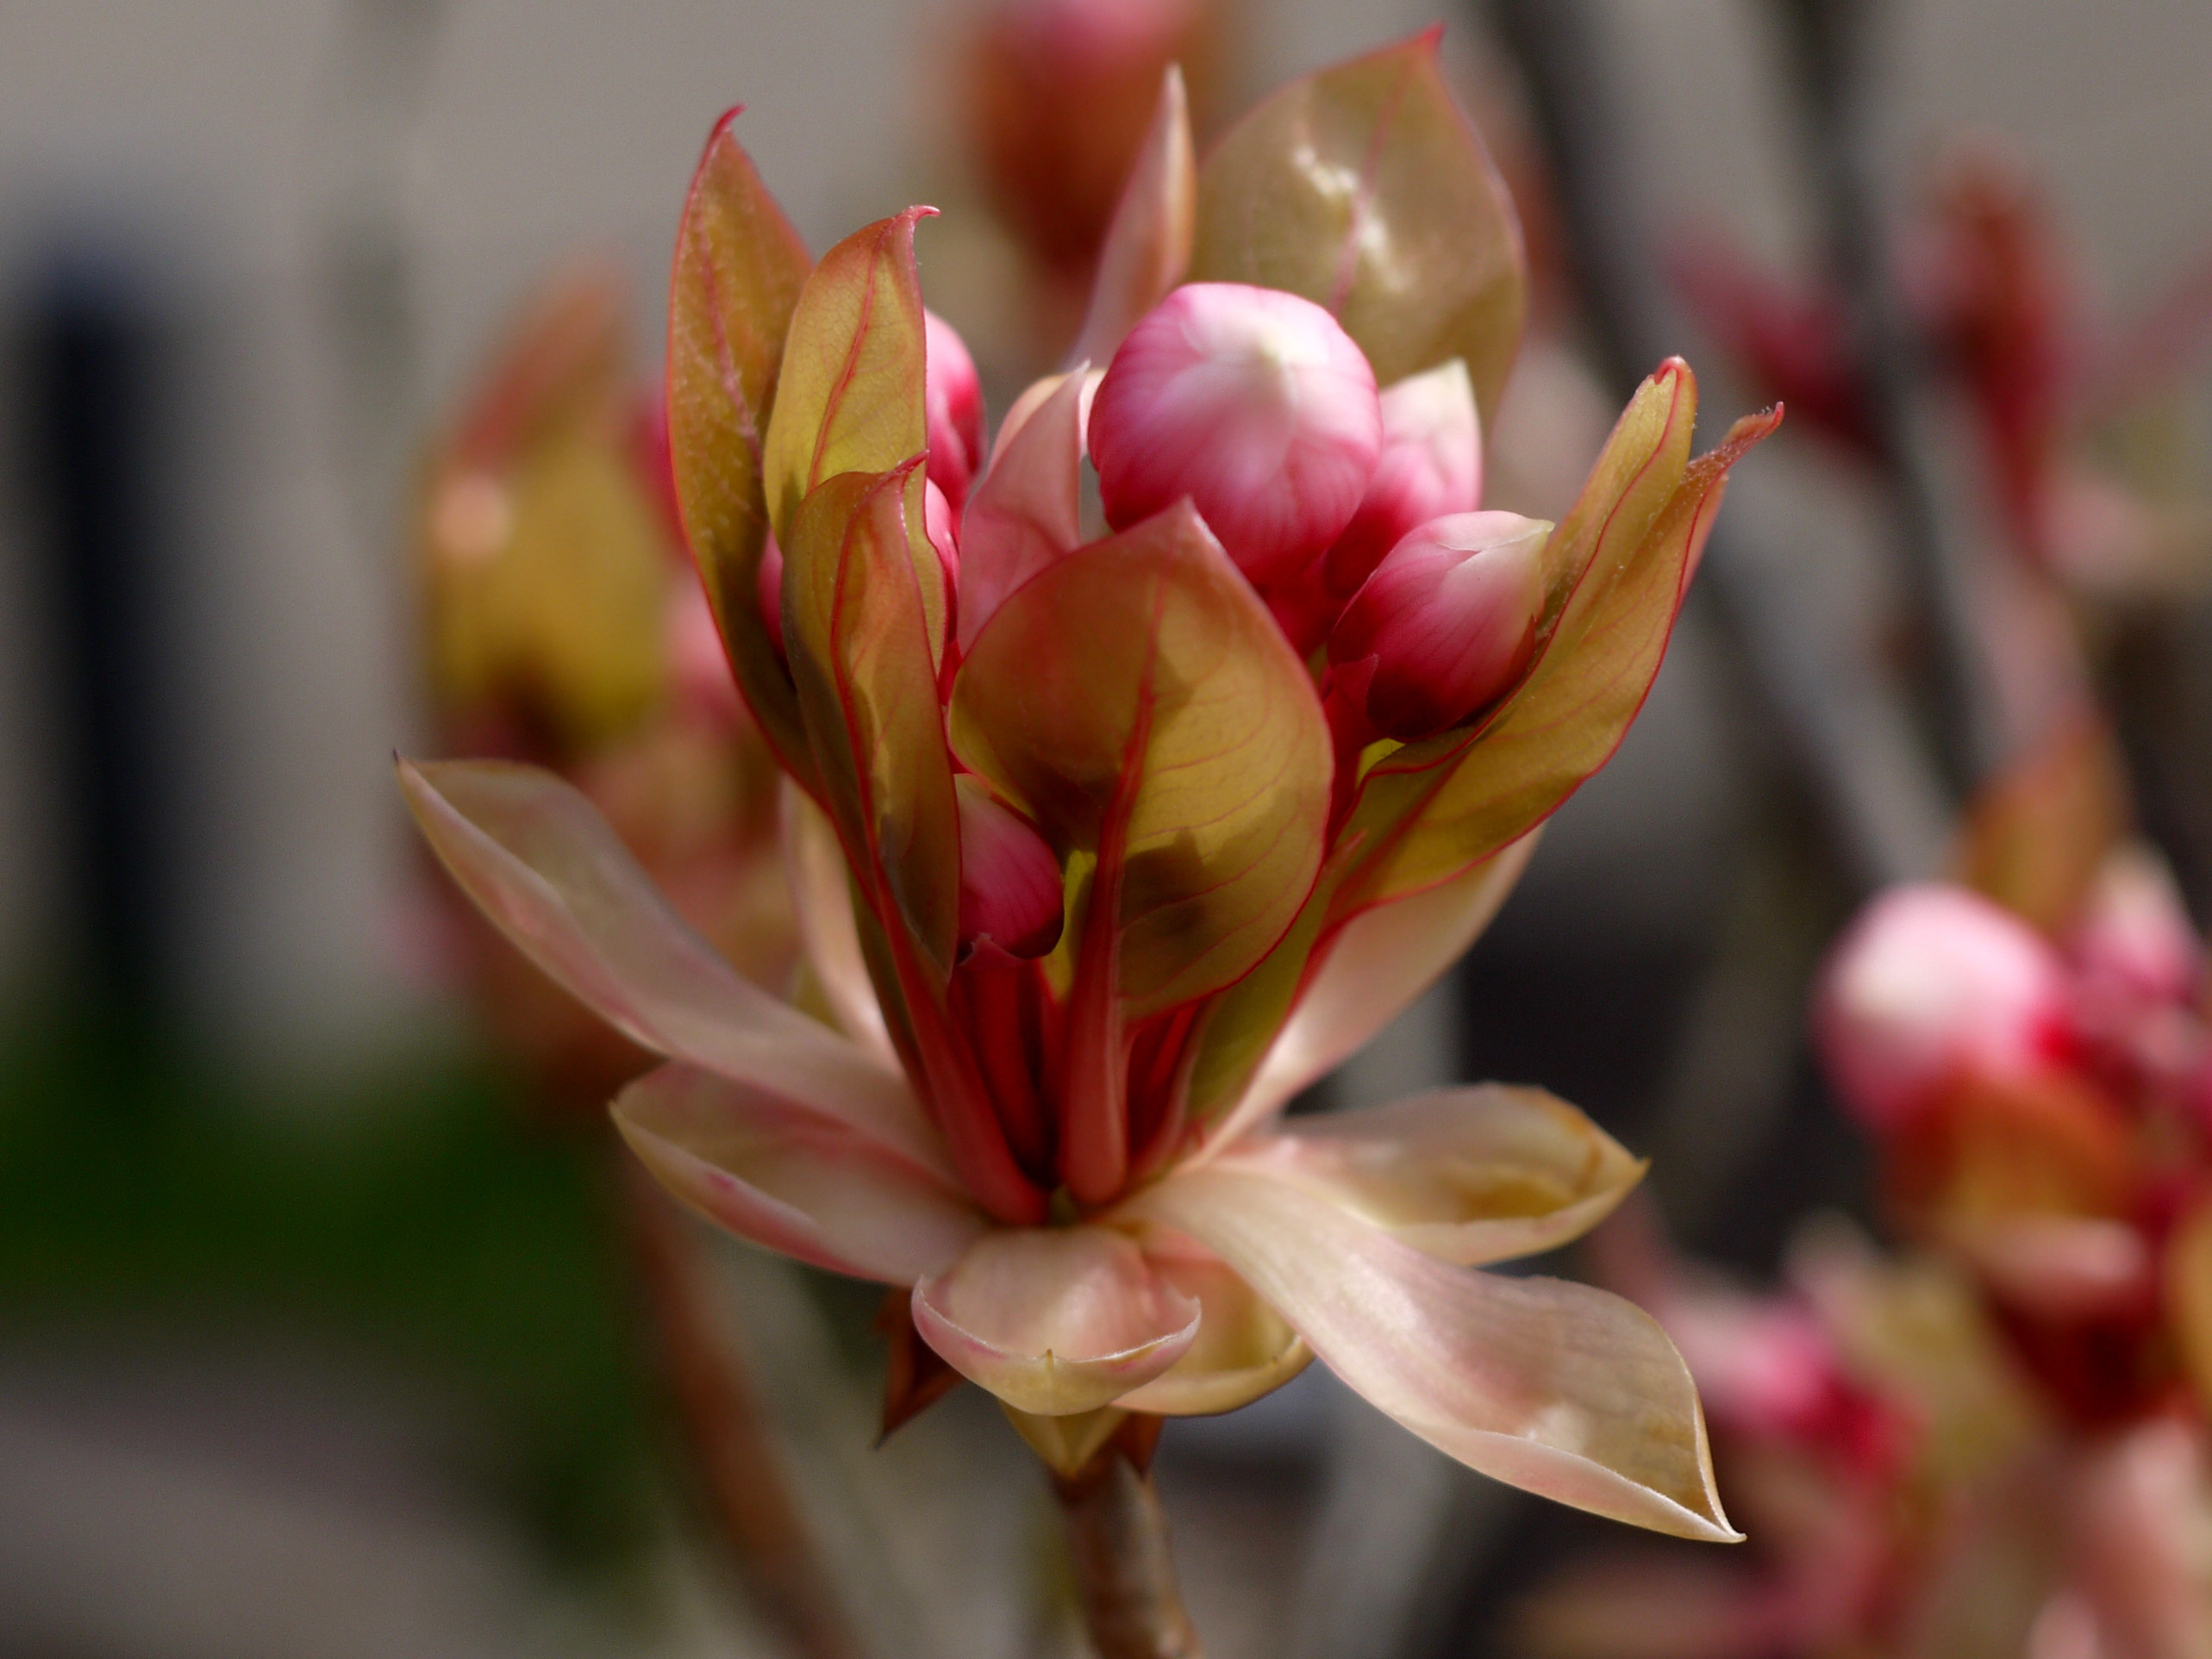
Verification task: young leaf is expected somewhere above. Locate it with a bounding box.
[949,502,1333,1021]
[666,109,814,778]
[1190,30,1527,424]
[760,209,934,540]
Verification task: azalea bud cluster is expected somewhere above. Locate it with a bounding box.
[1815,854,2212,1425]
[1084,281,1548,748]
[405,35,1771,1542]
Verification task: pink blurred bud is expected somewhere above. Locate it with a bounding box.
[1322,359,1484,598]
[2071,845,2201,1009]
[1089,282,1382,582]
[756,530,786,659]
[956,776,1065,958]
[1326,511,1547,741]
[926,310,986,515]
[1816,884,2071,1132]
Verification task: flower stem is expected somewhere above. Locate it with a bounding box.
[1053,1446,1204,1659]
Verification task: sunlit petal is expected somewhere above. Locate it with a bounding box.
[1115,1245,1311,1415]
[1126,1166,1737,1540]
[1219,1084,1644,1265]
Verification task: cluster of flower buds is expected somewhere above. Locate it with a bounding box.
[1815,836,2212,1426]
[405,34,1775,1537]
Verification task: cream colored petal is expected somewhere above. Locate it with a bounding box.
[613,1063,983,1284]
[912,1226,1200,1416]
[399,758,949,1181]
[1114,1246,1312,1416]
[1126,1166,1738,1542]
[778,778,897,1066]
[1217,1085,1644,1266]
[1202,832,1537,1155]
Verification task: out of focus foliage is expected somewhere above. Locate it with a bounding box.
[0,1014,662,1575]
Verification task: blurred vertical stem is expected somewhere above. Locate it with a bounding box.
[1765,0,2007,790]
[620,1157,865,1659]
[1054,1446,1203,1659]
[1485,0,1951,889]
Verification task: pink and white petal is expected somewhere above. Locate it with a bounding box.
[1203,833,1538,1153]
[1115,1245,1312,1416]
[614,1063,984,1284]
[1217,1085,1645,1266]
[1126,1167,1738,1541]
[912,1226,1201,1416]
[778,778,897,1067]
[399,758,947,1179]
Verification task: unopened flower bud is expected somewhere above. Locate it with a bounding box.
[957,776,1064,959]
[756,529,786,659]
[924,477,962,592]
[1326,511,1547,741]
[927,310,986,515]
[1089,282,1381,583]
[1816,885,2071,1132]
[1323,359,1483,598]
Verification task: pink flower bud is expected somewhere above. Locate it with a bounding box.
[2071,845,2200,1009]
[756,529,786,659]
[926,310,986,515]
[956,776,1064,959]
[1089,282,1382,583]
[1322,358,1483,598]
[924,476,962,592]
[1815,884,2071,1132]
[1326,511,1547,741]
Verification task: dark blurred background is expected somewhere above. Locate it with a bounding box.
[0,2,2208,1655]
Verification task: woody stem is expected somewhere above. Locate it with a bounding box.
[1053,1454,1204,1659]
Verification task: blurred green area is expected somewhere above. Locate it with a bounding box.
[0,1013,663,1577]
